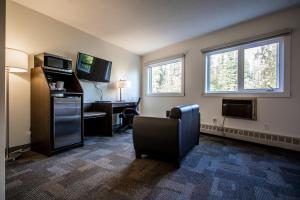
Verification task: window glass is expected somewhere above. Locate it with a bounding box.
[151,61,182,93]
[209,50,238,92]
[147,57,184,96]
[244,43,279,89]
[205,37,284,94]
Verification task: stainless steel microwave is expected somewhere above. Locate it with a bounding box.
[34,53,72,73]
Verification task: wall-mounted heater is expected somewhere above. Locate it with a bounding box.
[222,98,257,120]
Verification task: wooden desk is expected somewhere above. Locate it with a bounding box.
[83,112,106,119]
[84,101,137,136]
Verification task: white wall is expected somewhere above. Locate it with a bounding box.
[142,7,300,139]
[0,0,5,198]
[6,1,141,147]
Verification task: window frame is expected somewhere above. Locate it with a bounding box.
[204,36,291,97]
[146,55,185,97]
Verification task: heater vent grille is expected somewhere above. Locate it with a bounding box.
[222,98,257,120]
[201,124,300,151]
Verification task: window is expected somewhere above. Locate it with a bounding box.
[147,56,184,96]
[205,36,289,96]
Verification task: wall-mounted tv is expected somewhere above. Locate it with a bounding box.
[76,52,112,82]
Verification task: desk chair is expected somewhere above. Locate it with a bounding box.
[119,97,141,132]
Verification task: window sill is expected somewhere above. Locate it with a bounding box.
[203,91,290,98]
[146,93,185,97]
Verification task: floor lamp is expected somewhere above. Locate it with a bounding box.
[5,48,28,162]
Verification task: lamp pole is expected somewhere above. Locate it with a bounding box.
[5,70,9,160]
[5,70,23,161]
[5,48,28,161]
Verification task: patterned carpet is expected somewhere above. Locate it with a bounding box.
[6,133,300,200]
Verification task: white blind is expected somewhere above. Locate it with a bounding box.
[201,28,292,53]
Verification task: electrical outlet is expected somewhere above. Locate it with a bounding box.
[212,118,217,125]
[26,130,31,136]
[264,124,270,131]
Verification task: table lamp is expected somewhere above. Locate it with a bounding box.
[5,48,28,161]
[117,80,131,101]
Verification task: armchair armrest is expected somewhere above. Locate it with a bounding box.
[133,116,181,159]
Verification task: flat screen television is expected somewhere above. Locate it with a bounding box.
[76,52,112,82]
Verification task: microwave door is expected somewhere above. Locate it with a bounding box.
[46,56,65,69]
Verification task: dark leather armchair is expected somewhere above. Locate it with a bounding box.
[133,104,200,167]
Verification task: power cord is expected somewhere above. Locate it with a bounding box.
[222,117,226,136]
[93,82,103,101]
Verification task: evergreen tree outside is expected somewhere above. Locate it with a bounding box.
[149,41,279,94]
[244,43,278,89]
[207,42,278,92]
[151,61,182,93]
[209,50,238,92]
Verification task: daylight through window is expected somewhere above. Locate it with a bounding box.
[205,37,284,94]
[147,56,184,96]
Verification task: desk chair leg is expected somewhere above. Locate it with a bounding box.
[120,124,132,133]
[116,117,133,133]
[135,152,142,159]
[114,123,129,134]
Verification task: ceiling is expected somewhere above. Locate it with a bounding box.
[12,0,300,55]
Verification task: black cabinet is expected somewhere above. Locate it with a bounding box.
[31,67,84,156]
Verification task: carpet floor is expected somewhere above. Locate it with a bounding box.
[6,133,300,200]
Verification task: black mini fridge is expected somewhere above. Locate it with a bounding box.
[53,97,82,149]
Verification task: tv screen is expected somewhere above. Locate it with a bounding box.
[76,52,112,82]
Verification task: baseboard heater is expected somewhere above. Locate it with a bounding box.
[222,98,257,120]
[200,124,300,151]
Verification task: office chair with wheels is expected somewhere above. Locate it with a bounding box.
[119,97,141,132]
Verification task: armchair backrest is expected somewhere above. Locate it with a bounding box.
[169,104,200,158]
[169,105,199,120]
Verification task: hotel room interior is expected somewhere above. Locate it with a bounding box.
[0,0,300,199]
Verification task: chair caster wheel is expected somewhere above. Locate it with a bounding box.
[135,152,142,159]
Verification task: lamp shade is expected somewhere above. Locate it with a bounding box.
[5,48,28,73]
[117,80,131,88]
